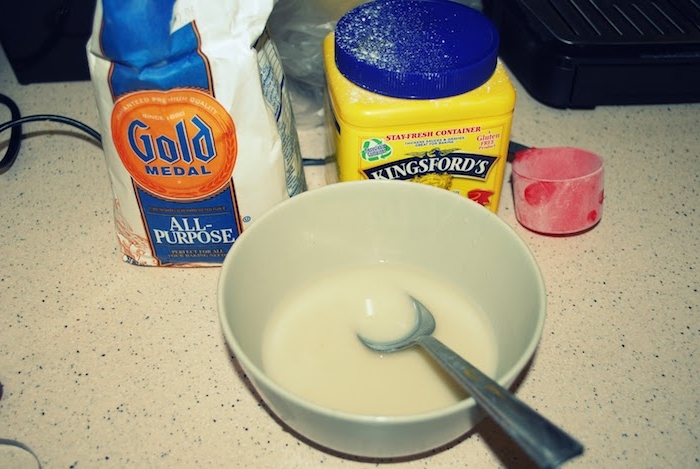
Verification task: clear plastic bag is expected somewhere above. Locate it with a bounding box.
[268,0,362,128]
[268,0,484,128]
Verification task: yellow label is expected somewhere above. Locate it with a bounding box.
[332,118,511,210]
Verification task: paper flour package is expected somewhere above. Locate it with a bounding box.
[87,0,306,266]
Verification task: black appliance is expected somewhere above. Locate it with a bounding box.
[0,0,96,84]
[486,0,700,108]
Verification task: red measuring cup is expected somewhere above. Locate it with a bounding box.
[511,147,604,235]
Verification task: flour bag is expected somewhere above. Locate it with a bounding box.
[87,0,306,266]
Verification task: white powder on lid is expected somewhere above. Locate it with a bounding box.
[335,1,487,74]
[333,0,499,99]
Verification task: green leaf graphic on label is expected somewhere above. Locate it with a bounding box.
[360,138,392,162]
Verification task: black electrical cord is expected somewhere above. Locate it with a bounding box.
[0,92,331,173]
[0,93,104,174]
[301,156,334,166]
[0,114,103,142]
[0,93,22,174]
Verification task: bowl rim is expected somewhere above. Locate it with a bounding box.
[218,180,546,424]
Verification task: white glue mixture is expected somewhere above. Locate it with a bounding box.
[262,263,498,416]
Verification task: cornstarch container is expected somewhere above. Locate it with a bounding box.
[323,0,516,212]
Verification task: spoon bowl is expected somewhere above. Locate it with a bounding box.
[359,297,584,469]
[358,296,436,353]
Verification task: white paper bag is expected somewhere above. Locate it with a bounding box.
[87,0,306,266]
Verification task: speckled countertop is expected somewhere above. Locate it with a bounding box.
[1,42,699,468]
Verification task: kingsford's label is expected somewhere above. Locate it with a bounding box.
[337,123,509,209]
[362,151,497,181]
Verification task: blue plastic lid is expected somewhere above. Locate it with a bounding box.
[334,0,499,99]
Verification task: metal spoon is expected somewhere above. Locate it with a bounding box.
[358,297,584,469]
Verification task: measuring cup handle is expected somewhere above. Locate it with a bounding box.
[418,335,584,469]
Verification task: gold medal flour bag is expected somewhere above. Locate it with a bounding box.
[87,0,306,266]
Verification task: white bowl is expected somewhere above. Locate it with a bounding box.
[218,180,545,458]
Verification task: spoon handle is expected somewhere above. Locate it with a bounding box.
[418,336,583,469]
